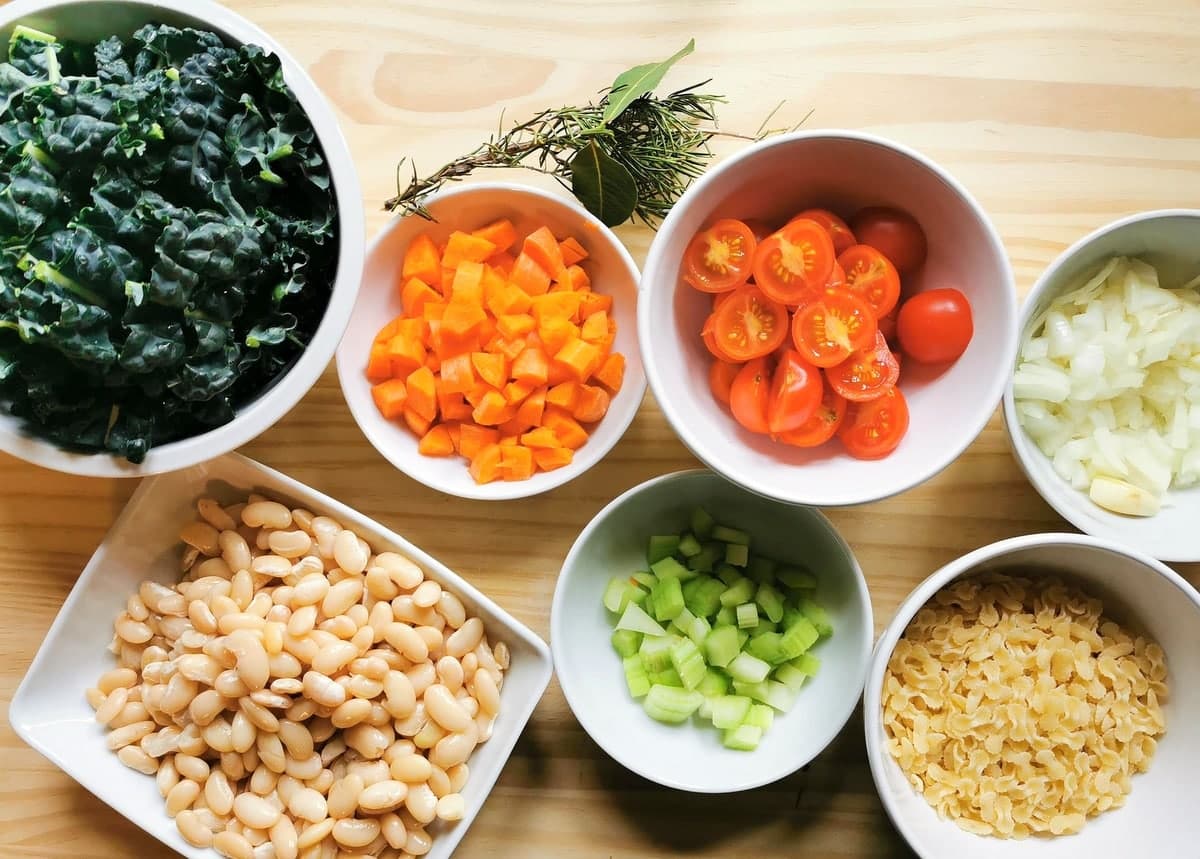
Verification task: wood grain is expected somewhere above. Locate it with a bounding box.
[2,0,1200,856]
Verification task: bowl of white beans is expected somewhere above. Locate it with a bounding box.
[10,452,552,859]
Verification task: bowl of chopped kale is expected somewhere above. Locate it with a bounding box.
[0,0,363,476]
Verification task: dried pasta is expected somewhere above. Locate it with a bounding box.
[882,572,1167,838]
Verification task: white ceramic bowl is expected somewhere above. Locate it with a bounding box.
[864,533,1200,858]
[10,452,553,859]
[337,182,645,500]
[551,469,873,793]
[1002,210,1200,562]
[639,130,1017,507]
[0,0,364,478]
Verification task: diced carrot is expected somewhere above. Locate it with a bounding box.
[366,343,393,383]
[418,425,455,457]
[464,382,494,409]
[523,226,568,282]
[580,310,609,344]
[459,423,499,460]
[537,317,578,356]
[593,352,625,393]
[578,290,611,317]
[371,379,408,419]
[403,233,442,290]
[595,317,618,355]
[374,315,404,343]
[532,292,584,324]
[403,407,433,437]
[509,252,551,296]
[471,352,508,389]
[405,366,437,422]
[497,313,535,339]
[566,264,591,292]
[472,219,518,253]
[573,384,610,423]
[486,281,532,317]
[489,334,528,362]
[436,387,473,422]
[497,416,532,438]
[486,251,516,275]
[533,446,574,472]
[499,444,535,481]
[559,236,588,267]
[395,317,426,340]
[430,322,479,361]
[504,379,536,405]
[439,353,475,394]
[422,301,447,321]
[471,389,510,426]
[499,434,521,447]
[444,421,462,453]
[542,407,589,450]
[546,359,574,386]
[477,315,497,346]
[546,381,580,411]
[515,386,546,426]
[521,427,561,449]
[386,333,425,378]
[554,336,602,382]
[442,299,487,340]
[400,277,441,318]
[446,261,484,306]
[424,351,440,372]
[469,443,503,484]
[511,347,549,385]
[442,231,496,270]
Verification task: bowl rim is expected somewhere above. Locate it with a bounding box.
[550,466,875,793]
[0,0,365,478]
[638,128,1018,507]
[861,531,1200,856]
[1001,208,1200,562]
[335,180,647,501]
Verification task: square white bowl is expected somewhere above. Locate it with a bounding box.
[10,452,552,858]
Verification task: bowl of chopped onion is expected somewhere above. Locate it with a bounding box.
[1003,209,1200,562]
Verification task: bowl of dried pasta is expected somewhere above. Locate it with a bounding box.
[863,533,1200,859]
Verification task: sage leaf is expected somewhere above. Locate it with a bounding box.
[602,39,695,125]
[570,140,638,227]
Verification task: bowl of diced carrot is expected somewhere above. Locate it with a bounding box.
[337,182,645,500]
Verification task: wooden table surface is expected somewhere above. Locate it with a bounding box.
[3,1,1200,856]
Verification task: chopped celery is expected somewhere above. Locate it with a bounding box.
[623,655,651,698]
[703,625,741,668]
[687,614,711,648]
[714,605,736,627]
[746,704,774,731]
[746,555,777,584]
[777,566,817,590]
[762,680,797,712]
[690,506,715,540]
[697,696,715,721]
[670,606,697,635]
[630,571,657,589]
[696,668,728,698]
[719,577,755,607]
[736,630,750,649]
[643,685,703,724]
[603,577,629,613]
[790,652,821,676]
[669,638,707,690]
[724,542,749,567]
[711,524,751,546]
[779,616,819,660]
[647,535,681,564]
[710,694,752,729]
[798,596,833,638]
[684,576,725,618]
[678,533,703,557]
[745,631,784,663]
[651,556,692,581]
[611,629,642,658]
[735,603,759,629]
[723,724,762,751]
[650,576,685,622]
[731,680,768,702]
[774,662,809,691]
[616,602,665,636]
[716,564,742,586]
[649,667,684,687]
[755,583,785,623]
[727,652,770,683]
[687,543,721,573]
[639,634,676,672]
[751,619,779,634]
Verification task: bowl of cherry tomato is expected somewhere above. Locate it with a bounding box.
[638,130,1017,506]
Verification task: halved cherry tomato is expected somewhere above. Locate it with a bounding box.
[838,387,909,459]
[838,244,901,319]
[742,219,773,242]
[729,357,772,434]
[877,307,898,347]
[849,207,926,274]
[791,291,878,368]
[708,359,742,406]
[778,387,848,447]
[793,209,857,255]
[752,219,835,305]
[896,288,973,363]
[766,349,823,434]
[710,285,789,361]
[701,313,737,361]
[712,290,736,313]
[684,219,757,292]
[826,262,847,290]
[826,330,900,402]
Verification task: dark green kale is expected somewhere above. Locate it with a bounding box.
[0,23,338,462]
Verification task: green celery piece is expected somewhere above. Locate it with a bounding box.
[752,619,779,634]
[647,535,681,564]
[724,542,749,568]
[716,564,742,586]
[687,614,712,648]
[697,696,715,721]
[651,556,693,581]
[684,576,725,619]
[779,615,819,660]
[790,652,821,676]
[669,638,707,690]
[686,543,721,573]
[710,694,752,729]
[650,576,685,622]
[712,524,751,546]
[643,685,703,724]
[622,655,651,698]
[616,602,665,636]
[731,680,769,703]
[649,667,684,687]
[677,532,703,558]
[777,566,817,590]
[736,630,750,649]
[727,652,771,683]
[690,506,715,540]
[782,605,804,629]
[719,577,755,607]
[735,603,759,629]
[746,703,774,731]
[723,724,763,751]
[630,571,656,589]
[639,634,677,672]
[670,606,697,635]
[774,662,809,691]
[755,582,785,623]
[745,631,784,663]
[746,555,777,584]
[611,629,642,658]
[681,577,704,605]
[798,596,833,638]
[703,625,741,668]
[603,576,628,612]
[714,605,737,627]
[762,680,797,712]
[696,668,728,698]
[625,584,649,607]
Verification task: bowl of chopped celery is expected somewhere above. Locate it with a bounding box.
[1003,209,1200,562]
[550,468,873,793]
